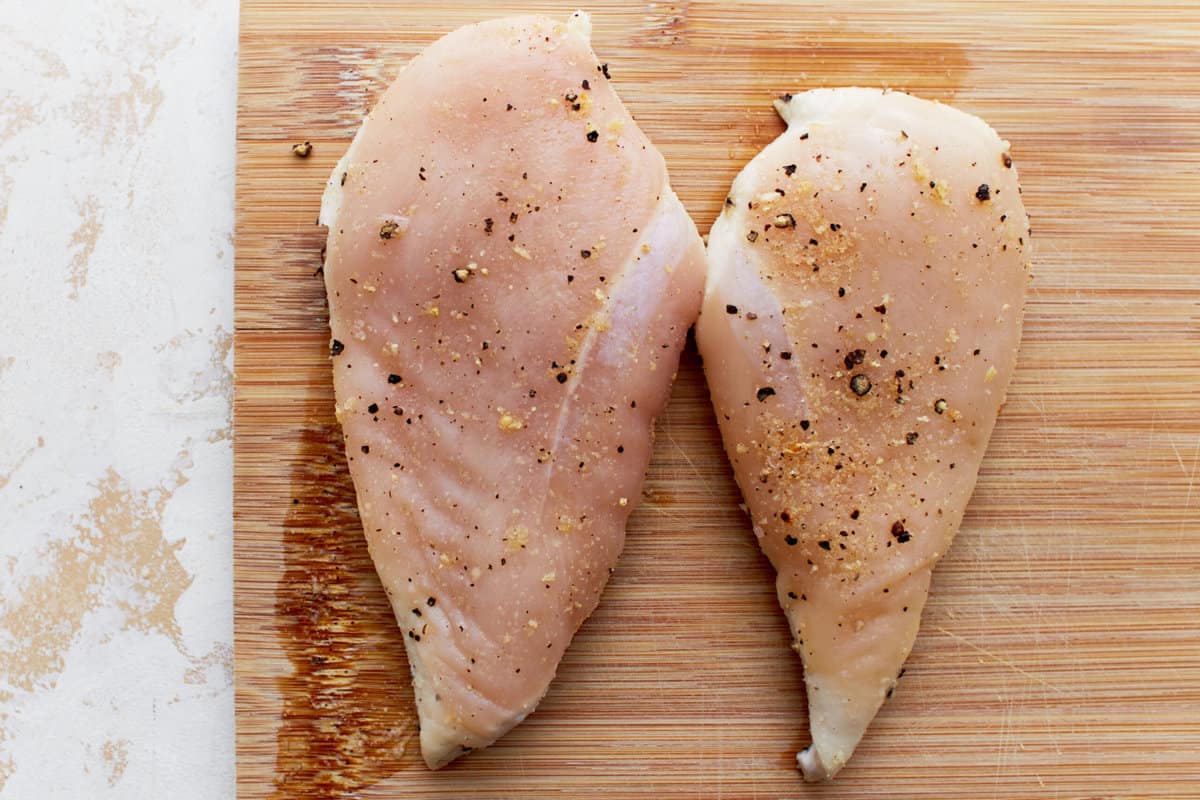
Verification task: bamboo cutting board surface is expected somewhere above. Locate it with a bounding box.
[234,2,1200,797]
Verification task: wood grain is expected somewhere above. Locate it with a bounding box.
[234,2,1200,797]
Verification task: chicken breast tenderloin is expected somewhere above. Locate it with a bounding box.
[697,88,1030,780]
[319,12,705,769]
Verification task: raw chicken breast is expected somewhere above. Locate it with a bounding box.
[696,88,1030,780]
[318,12,705,769]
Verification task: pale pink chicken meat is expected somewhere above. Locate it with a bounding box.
[696,88,1030,780]
[318,12,705,769]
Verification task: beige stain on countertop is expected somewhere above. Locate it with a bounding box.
[1,1,239,794]
[67,195,103,300]
[0,464,192,693]
[184,641,235,687]
[0,461,192,792]
[96,350,122,378]
[155,326,234,405]
[100,739,130,787]
[0,730,9,791]
[0,170,13,234]
[0,437,42,493]
[68,41,170,152]
[0,314,236,790]
[0,94,39,142]
[195,328,234,404]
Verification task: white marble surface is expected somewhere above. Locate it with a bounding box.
[0,1,238,796]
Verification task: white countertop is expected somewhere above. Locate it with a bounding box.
[0,1,238,796]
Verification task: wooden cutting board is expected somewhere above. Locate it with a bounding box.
[234,2,1200,797]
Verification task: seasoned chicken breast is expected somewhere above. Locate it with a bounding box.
[319,12,705,769]
[696,88,1030,780]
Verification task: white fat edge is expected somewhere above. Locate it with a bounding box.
[775,87,1007,152]
[566,9,592,40]
[703,203,739,296]
[318,116,370,229]
[773,87,845,128]
[660,185,700,250]
[704,132,789,293]
[797,745,834,782]
[701,126,818,404]
[613,185,693,303]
